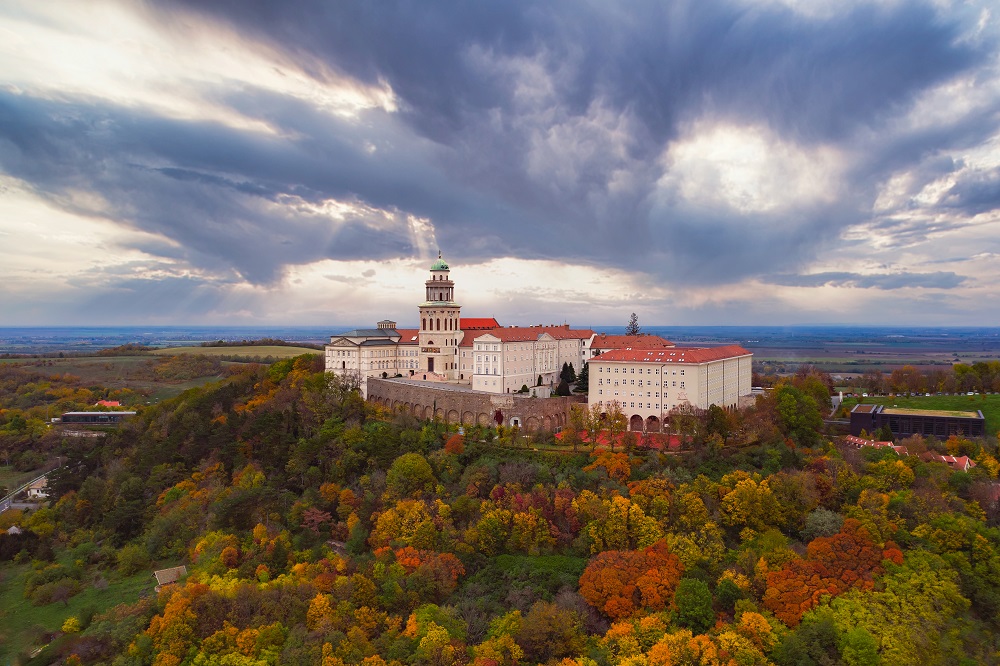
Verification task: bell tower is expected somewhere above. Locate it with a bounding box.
[418,252,462,379]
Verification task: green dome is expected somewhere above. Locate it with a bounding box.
[430,255,449,271]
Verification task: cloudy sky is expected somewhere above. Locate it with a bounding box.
[2,0,1000,327]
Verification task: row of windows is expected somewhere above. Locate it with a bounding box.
[595,400,682,411]
[598,366,685,375]
[597,389,665,397]
[331,349,419,358]
[422,317,458,331]
[598,379,685,388]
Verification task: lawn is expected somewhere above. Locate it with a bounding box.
[0,466,44,495]
[0,563,153,662]
[840,393,1000,438]
[151,345,321,358]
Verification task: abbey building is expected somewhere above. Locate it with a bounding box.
[325,254,752,418]
[325,254,597,393]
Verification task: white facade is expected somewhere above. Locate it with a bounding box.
[324,320,420,382]
[588,345,753,431]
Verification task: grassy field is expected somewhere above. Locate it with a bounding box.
[151,345,321,358]
[0,466,43,495]
[0,355,228,404]
[0,563,153,662]
[840,393,1000,438]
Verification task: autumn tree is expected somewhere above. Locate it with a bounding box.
[578,540,684,619]
[763,519,899,626]
[584,451,631,484]
[514,600,584,663]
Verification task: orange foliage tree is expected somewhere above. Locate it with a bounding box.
[763,518,902,626]
[578,540,684,619]
[584,451,631,484]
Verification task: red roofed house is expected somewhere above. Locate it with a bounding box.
[588,345,753,432]
[921,452,978,472]
[95,400,121,407]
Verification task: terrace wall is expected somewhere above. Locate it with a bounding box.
[366,378,585,431]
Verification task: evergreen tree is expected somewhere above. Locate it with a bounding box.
[575,362,589,392]
[626,312,640,336]
[560,362,577,384]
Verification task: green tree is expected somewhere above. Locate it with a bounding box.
[773,384,822,447]
[674,578,714,633]
[385,453,437,499]
[576,362,590,392]
[841,627,881,666]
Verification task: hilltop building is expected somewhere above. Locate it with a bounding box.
[325,254,668,394]
[325,254,753,425]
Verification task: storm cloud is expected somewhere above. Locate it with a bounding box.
[1,0,999,324]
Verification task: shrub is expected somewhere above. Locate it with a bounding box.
[116,543,151,576]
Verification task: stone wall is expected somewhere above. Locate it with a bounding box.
[367,378,586,431]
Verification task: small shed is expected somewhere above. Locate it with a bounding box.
[153,565,188,592]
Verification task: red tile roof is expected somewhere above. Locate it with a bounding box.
[461,318,501,330]
[465,326,595,344]
[592,344,751,364]
[590,334,674,349]
[536,326,595,340]
[921,452,977,471]
[95,400,121,407]
[396,328,419,344]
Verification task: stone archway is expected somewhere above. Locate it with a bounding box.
[526,416,540,431]
[447,409,459,424]
[646,415,661,433]
[478,413,490,426]
[543,415,553,431]
[629,415,644,432]
[462,411,475,425]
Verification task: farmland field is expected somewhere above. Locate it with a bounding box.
[151,345,321,358]
[0,356,228,403]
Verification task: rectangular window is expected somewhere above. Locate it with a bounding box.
[680,382,685,388]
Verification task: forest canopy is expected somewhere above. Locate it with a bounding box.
[2,354,1000,665]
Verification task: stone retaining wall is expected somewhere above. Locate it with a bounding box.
[366,378,586,431]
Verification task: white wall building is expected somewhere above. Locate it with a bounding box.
[588,345,753,431]
[324,255,724,401]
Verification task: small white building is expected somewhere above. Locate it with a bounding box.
[26,477,48,500]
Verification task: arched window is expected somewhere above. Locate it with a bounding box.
[422,318,426,330]
[436,318,441,330]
